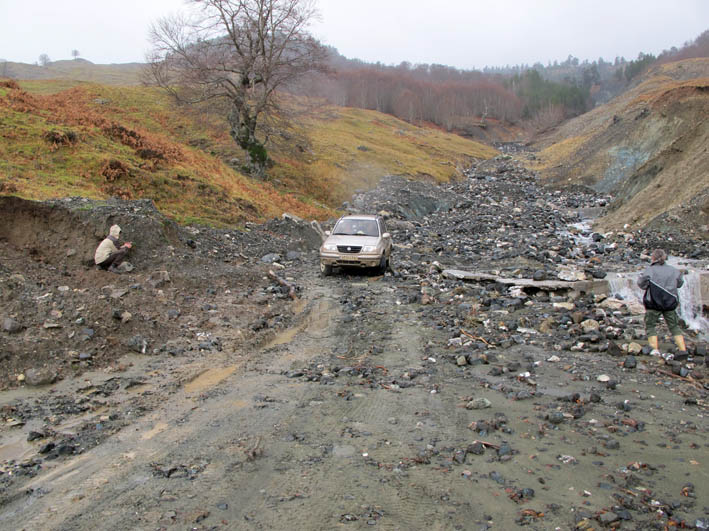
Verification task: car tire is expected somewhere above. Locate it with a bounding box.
[378,254,388,274]
[320,262,333,276]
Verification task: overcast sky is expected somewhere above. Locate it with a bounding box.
[1,0,707,69]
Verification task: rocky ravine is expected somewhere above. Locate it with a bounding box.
[0,156,707,530]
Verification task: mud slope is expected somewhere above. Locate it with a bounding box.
[531,58,709,234]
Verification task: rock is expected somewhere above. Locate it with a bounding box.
[110,288,129,299]
[547,411,565,424]
[125,335,148,354]
[558,268,586,281]
[497,444,512,457]
[588,268,607,279]
[598,511,619,524]
[627,342,642,355]
[607,341,623,357]
[149,270,171,288]
[623,355,637,369]
[3,317,22,334]
[539,317,555,333]
[596,374,610,383]
[456,355,467,366]
[24,368,57,386]
[260,253,281,264]
[115,261,134,273]
[466,398,492,409]
[553,302,575,311]
[467,441,485,455]
[580,319,600,333]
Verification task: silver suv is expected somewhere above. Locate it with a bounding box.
[319,215,392,276]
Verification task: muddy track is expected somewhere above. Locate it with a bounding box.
[4,263,706,530]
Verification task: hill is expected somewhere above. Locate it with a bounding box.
[0,79,496,226]
[0,59,145,85]
[529,58,709,236]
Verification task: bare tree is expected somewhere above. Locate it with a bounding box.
[147,0,327,174]
[72,49,80,60]
[38,54,51,67]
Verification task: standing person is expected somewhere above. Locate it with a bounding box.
[637,249,687,360]
[94,224,132,272]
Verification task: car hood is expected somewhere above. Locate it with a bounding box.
[323,235,380,247]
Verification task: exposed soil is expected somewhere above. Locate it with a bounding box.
[530,58,709,235]
[1,157,707,530]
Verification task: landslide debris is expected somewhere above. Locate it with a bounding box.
[1,153,707,530]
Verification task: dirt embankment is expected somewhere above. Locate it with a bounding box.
[0,159,707,530]
[530,58,709,236]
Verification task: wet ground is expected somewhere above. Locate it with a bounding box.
[1,157,708,530]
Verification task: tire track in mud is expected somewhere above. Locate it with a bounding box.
[0,279,344,530]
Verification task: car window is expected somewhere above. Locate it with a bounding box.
[333,219,379,237]
[379,219,387,234]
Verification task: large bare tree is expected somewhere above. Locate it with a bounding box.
[148,0,327,173]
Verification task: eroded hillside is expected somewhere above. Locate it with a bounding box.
[530,58,709,235]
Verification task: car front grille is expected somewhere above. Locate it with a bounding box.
[337,245,362,254]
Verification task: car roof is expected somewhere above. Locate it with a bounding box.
[339,214,378,220]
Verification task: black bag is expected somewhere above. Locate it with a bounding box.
[643,280,678,311]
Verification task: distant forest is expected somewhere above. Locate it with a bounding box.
[298,29,709,134]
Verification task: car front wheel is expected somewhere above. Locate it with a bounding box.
[320,262,333,276]
[378,254,388,274]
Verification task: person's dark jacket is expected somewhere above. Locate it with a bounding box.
[637,262,684,298]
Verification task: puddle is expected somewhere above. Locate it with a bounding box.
[0,432,35,462]
[263,299,334,348]
[264,325,304,348]
[184,366,237,394]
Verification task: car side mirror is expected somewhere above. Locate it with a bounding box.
[382,232,391,239]
[325,230,331,236]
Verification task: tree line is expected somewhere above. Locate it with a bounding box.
[145,1,707,173]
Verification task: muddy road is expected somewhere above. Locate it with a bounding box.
[1,157,708,530]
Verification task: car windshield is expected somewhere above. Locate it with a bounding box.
[333,219,379,237]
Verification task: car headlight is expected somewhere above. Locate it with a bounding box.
[361,245,377,252]
[323,244,338,251]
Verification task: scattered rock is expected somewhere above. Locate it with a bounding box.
[3,317,23,334]
[466,398,492,409]
[24,368,57,386]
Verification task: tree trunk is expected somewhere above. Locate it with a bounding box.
[228,102,267,175]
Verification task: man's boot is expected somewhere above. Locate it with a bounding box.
[648,336,659,356]
[674,335,688,361]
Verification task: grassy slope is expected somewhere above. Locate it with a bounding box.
[529,58,709,231]
[0,80,496,226]
[1,60,145,85]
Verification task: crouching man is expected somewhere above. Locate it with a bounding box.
[95,224,132,272]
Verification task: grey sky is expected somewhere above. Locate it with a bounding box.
[1,0,707,68]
